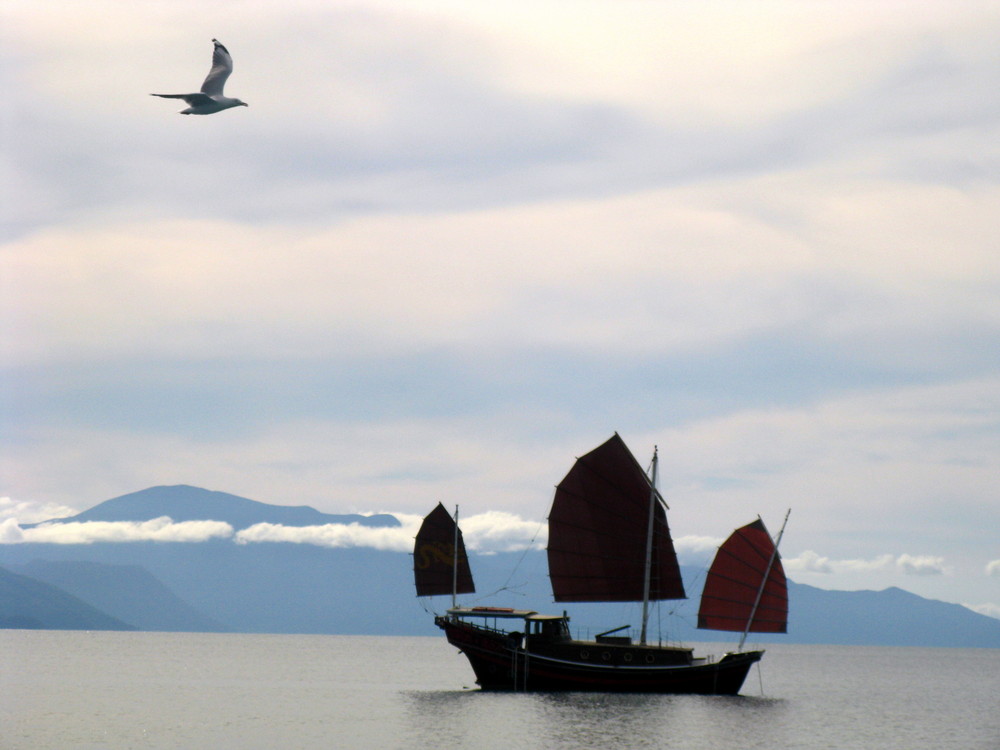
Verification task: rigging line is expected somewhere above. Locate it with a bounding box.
[497,519,546,593]
[470,583,530,603]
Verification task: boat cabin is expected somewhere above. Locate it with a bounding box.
[525,613,571,645]
[446,607,572,645]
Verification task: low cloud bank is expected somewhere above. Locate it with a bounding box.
[234,511,546,554]
[233,511,546,554]
[0,511,549,553]
[0,516,234,544]
[234,520,419,551]
[0,515,960,584]
[785,550,947,576]
[460,511,546,554]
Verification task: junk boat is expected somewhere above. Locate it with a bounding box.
[413,433,789,693]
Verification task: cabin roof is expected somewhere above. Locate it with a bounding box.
[448,606,542,619]
[525,614,567,622]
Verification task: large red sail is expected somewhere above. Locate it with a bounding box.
[697,519,787,632]
[413,503,475,598]
[547,434,686,602]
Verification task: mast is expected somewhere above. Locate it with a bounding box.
[737,508,791,651]
[639,446,658,645]
[452,505,459,609]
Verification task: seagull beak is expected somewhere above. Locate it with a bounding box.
[242,102,249,107]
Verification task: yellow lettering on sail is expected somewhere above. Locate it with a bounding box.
[416,541,455,569]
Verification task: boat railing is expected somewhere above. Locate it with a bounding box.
[448,612,521,638]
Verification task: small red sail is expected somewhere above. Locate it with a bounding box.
[547,433,686,603]
[413,503,475,598]
[697,519,787,633]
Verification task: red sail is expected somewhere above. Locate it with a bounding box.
[413,503,475,598]
[547,434,686,602]
[697,519,787,632]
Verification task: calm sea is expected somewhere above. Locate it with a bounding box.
[2,631,998,750]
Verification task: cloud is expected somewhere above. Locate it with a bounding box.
[896,554,947,576]
[0,496,78,524]
[673,534,725,564]
[3,0,998,613]
[233,511,546,554]
[784,551,895,574]
[1,517,234,545]
[964,602,1000,620]
[785,551,946,576]
[783,550,834,574]
[0,509,547,553]
[987,560,1000,577]
[235,521,418,552]
[459,511,546,554]
[0,519,25,544]
[838,555,898,573]
[7,2,998,234]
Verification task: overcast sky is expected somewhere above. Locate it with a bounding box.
[2,1,998,618]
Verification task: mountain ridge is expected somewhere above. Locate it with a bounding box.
[26,485,400,530]
[3,485,998,647]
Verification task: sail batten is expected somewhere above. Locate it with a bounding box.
[547,433,686,603]
[413,503,474,598]
[697,519,788,633]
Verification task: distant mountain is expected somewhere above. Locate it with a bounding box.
[2,542,998,646]
[28,485,399,529]
[4,486,998,646]
[0,540,421,635]
[782,581,1000,647]
[13,560,228,633]
[0,565,134,630]
[459,555,1000,649]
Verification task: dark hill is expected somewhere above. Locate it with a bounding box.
[782,582,1000,647]
[15,560,228,633]
[0,565,134,630]
[29,485,399,530]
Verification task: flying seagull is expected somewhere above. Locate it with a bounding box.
[152,39,248,115]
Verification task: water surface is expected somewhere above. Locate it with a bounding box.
[3,632,998,749]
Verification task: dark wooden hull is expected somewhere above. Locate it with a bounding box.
[436,616,762,694]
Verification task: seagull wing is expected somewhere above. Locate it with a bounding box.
[200,39,234,96]
[151,92,216,106]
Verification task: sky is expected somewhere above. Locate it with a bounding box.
[2,1,998,619]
